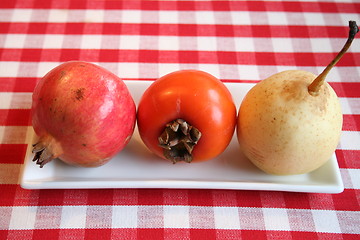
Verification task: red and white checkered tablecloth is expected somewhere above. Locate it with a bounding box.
[1,0,359,239]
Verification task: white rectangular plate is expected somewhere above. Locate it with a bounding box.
[20,81,344,193]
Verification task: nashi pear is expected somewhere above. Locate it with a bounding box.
[237,21,358,175]
[237,70,342,175]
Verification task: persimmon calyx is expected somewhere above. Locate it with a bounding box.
[158,118,201,163]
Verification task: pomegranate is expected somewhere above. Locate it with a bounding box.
[31,61,136,167]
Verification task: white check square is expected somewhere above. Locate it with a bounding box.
[164,206,190,228]
[60,206,87,229]
[9,206,37,230]
[214,207,240,229]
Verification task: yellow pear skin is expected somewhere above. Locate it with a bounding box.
[237,70,342,175]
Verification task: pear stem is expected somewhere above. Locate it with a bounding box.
[308,21,359,96]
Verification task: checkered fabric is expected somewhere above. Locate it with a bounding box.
[0,0,359,239]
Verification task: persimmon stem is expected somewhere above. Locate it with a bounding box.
[158,119,201,163]
[308,21,359,96]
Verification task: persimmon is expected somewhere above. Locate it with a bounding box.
[137,70,236,163]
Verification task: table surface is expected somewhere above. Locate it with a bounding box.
[1,0,359,239]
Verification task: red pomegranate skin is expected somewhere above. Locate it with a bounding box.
[32,61,136,167]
